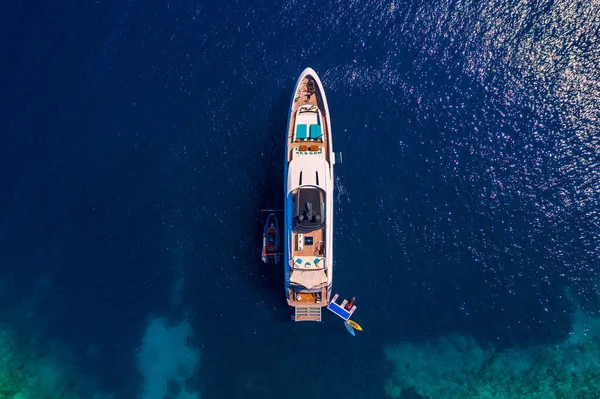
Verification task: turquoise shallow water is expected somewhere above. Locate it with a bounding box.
[2,0,600,398]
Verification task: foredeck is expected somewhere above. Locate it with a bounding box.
[287,76,330,162]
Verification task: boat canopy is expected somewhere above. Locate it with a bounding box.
[290,269,328,290]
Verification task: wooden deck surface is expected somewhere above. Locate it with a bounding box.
[288,286,327,306]
[292,228,324,257]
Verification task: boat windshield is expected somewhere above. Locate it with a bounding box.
[293,187,324,231]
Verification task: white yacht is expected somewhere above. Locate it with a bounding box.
[284,68,335,322]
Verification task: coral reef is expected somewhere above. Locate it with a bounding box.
[385,296,600,398]
[0,323,110,399]
[384,334,491,399]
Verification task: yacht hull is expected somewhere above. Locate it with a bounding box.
[283,68,334,321]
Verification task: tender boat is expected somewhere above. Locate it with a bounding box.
[262,213,280,264]
[284,68,335,322]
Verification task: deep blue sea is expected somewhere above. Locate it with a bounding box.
[2,0,600,398]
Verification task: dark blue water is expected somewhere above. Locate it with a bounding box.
[2,0,600,398]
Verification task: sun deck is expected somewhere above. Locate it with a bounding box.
[293,228,324,257]
[287,76,330,163]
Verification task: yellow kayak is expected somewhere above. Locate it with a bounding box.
[346,319,363,331]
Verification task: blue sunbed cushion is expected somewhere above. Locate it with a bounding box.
[296,124,307,139]
[309,124,322,139]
